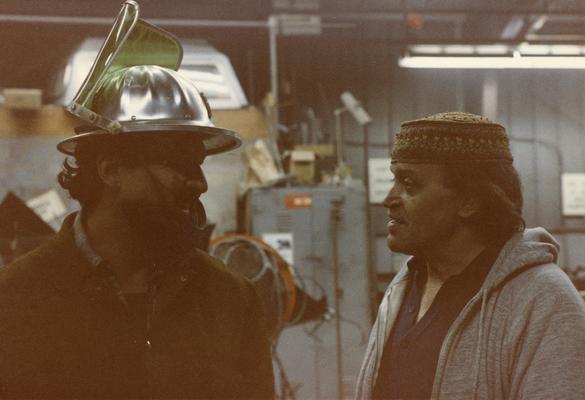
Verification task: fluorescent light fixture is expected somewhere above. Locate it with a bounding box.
[444,45,475,55]
[517,43,550,55]
[550,45,582,55]
[410,45,442,54]
[400,43,585,69]
[475,45,509,55]
[399,55,585,69]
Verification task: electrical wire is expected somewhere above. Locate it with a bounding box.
[299,275,367,346]
[209,235,297,337]
[273,351,299,400]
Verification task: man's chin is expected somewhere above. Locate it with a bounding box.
[387,236,415,256]
[121,202,199,254]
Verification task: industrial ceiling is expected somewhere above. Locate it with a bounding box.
[2,0,585,92]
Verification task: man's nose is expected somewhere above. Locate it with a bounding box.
[186,175,208,194]
[382,185,400,210]
[185,168,208,194]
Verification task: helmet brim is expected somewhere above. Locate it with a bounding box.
[57,123,242,156]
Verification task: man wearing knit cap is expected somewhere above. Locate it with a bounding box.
[356,112,585,399]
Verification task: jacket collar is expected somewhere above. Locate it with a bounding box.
[43,212,215,318]
[36,212,97,295]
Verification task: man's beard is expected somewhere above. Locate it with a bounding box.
[120,198,205,263]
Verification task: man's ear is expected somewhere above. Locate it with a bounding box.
[457,194,481,219]
[96,155,120,189]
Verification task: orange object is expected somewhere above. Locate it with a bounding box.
[405,13,424,31]
[284,193,312,209]
[209,234,297,323]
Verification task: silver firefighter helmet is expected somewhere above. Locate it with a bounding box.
[58,65,241,156]
[57,0,241,156]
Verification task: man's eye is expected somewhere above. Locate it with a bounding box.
[399,177,415,191]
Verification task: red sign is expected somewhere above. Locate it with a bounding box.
[285,193,312,209]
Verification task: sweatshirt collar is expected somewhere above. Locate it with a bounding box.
[406,239,507,288]
[480,228,558,292]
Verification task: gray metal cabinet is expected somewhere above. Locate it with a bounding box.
[247,184,371,399]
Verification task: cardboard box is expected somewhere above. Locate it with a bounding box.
[213,107,269,139]
[294,144,336,183]
[294,143,334,158]
[242,140,280,184]
[3,88,43,110]
[0,105,269,139]
[290,150,316,184]
[0,105,77,137]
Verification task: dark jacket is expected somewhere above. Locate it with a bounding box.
[0,215,274,399]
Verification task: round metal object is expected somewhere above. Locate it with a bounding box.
[58,65,241,156]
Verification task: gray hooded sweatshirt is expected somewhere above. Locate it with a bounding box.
[355,228,585,400]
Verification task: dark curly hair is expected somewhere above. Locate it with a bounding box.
[57,134,148,210]
[58,137,113,211]
[443,161,525,242]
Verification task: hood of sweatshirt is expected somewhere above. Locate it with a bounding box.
[447,227,561,400]
[480,227,559,293]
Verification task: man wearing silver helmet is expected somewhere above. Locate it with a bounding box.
[0,2,274,398]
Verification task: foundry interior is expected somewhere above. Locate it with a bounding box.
[1,1,585,399]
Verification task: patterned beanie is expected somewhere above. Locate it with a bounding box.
[391,112,513,164]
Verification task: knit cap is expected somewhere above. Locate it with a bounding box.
[391,112,513,164]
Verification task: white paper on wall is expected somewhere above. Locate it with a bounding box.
[368,158,394,204]
[26,189,67,223]
[262,232,294,265]
[562,173,585,216]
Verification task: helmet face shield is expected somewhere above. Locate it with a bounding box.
[68,0,183,132]
[60,0,241,156]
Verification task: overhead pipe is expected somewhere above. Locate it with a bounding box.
[4,9,585,27]
[0,13,352,29]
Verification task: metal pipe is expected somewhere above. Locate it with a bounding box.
[5,10,585,27]
[269,16,279,123]
[334,108,348,181]
[0,14,269,27]
[330,198,344,400]
[361,124,377,321]
[288,10,585,19]
[246,49,255,104]
[481,72,498,121]
[400,38,585,45]
[320,12,462,22]
[353,8,585,17]
[267,15,284,173]
[0,13,353,29]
